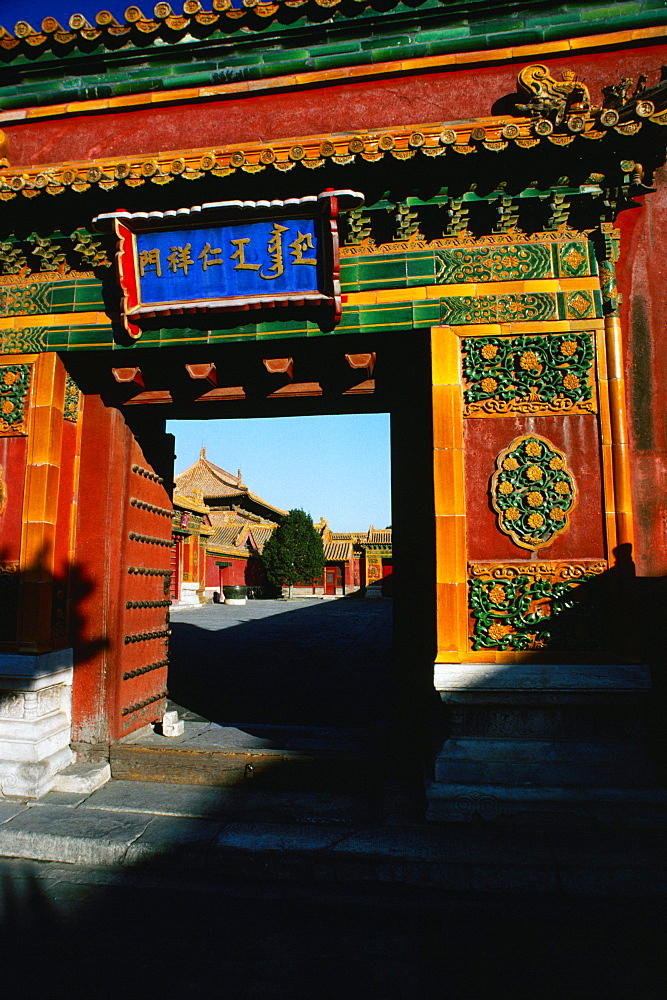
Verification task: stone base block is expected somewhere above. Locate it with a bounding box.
[427,662,665,826]
[161,710,185,737]
[52,762,111,794]
[178,583,201,606]
[0,650,75,798]
[0,745,74,798]
[433,738,655,788]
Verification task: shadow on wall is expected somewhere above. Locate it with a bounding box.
[532,546,667,779]
[0,544,110,776]
[0,544,109,661]
[465,543,667,782]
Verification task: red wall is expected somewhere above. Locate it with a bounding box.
[0,436,28,564]
[617,167,667,577]
[6,45,667,169]
[464,416,605,563]
[205,552,256,588]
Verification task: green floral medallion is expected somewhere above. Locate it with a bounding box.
[491,435,576,550]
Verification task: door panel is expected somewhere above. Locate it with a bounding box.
[116,437,173,737]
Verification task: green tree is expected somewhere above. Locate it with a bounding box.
[262,509,325,598]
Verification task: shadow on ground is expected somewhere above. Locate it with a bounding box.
[167,598,392,727]
[1,854,665,1000]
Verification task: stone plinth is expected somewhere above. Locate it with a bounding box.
[0,650,75,798]
[427,662,667,825]
[178,583,202,606]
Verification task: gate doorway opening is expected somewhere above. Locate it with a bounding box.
[167,412,392,607]
[166,412,392,726]
[115,413,397,793]
[66,331,438,799]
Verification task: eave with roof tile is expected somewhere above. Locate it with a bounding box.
[3,98,667,203]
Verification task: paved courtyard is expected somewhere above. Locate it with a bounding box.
[1,597,665,998]
[168,597,392,727]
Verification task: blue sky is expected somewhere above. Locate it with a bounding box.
[168,415,392,533]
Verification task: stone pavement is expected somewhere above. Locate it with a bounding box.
[0,601,665,997]
[167,596,392,726]
[0,777,666,999]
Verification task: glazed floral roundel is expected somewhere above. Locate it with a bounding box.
[490,434,576,550]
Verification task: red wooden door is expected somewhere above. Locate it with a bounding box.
[72,400,174,744]
[325,568,337,595]
[116,436,173,737]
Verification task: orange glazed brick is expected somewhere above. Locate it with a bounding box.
[66,99,109,114]
[569,31,633,50]
[515,40,571,58]
[433,447,465,517]
[454,48,511,65]
[22,464,53,523]
[198,82,248,97]
[604,507,618,537]
[28,407,62,466]
[432,385,464,450]
[351,62,399,78]
[107,94,153,109]
[559,277,600,291]
[247,75,297,91]
[26,104,68,118]
[595,330,609,380]
[431,327,461,386]
[631,26,667,40]
[345,291,377,305]
[436,581,468,652]
[464,651,498,663]
[376,286,425,302]
[401,55,455,72]
[488,280,527,294]
[153,88,202,103]
[436,514,467,583]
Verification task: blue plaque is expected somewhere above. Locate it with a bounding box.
[95,189,364,339]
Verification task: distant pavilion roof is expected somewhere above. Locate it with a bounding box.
[175,448,240,495]
[175,449,287,520]
[367,528,392,545]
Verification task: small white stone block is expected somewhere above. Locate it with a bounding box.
[161,711,184,737]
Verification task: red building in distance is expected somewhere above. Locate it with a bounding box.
[171,449,391,601]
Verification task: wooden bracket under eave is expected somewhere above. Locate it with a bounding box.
[263,357,294,379]
[346,352,376,377]
[185,363,217,387]
[112,367,144,388]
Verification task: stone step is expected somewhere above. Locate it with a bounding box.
[110,719,384,793]
[69,778,383,825]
